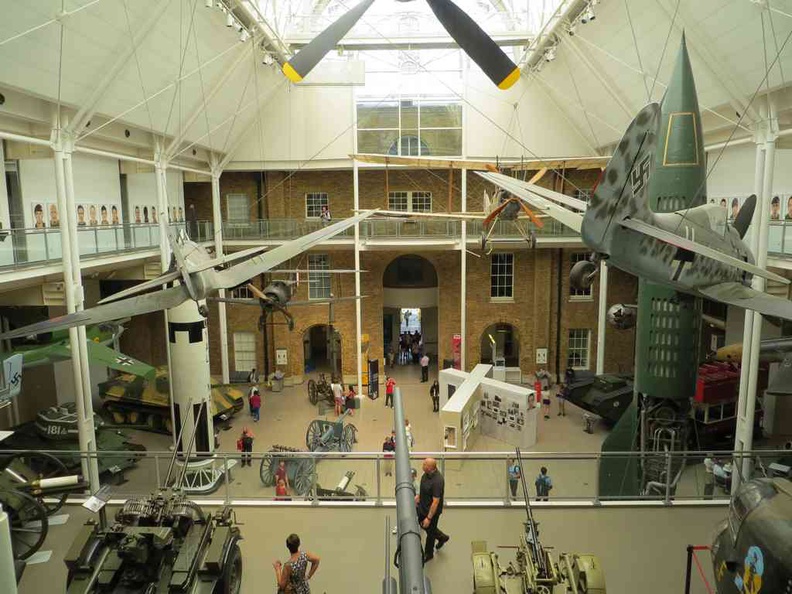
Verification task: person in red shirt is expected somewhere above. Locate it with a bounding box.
[385,376,396,408]
[274,460,290,491]
[275,478,289,500]
[250,388,262,422]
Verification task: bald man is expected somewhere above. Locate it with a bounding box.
[415,457,449,561]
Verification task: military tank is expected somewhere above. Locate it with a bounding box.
[565,374,634,425]
[0,403,144,476]
[99,366,245,434]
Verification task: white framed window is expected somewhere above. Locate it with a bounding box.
[567,329,591,370]
[305,192,329,219]
[308,254,331,299]
[226,194,249,221]
[570,253,593,300]
[230,285,252,299]
[490,253,514,299]
[388,191,432,213]
[233,332,256,372]
[575,189,592,203]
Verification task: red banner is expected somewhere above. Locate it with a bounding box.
[452,334,462,370]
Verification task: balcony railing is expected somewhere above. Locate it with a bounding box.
[0,222,214,271]
[6,447,781,506]
[768,220,792,257]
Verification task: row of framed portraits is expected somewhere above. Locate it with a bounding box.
[711,195,792,221]
[32,203,185,229]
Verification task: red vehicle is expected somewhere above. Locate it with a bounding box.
[691,362,766,449]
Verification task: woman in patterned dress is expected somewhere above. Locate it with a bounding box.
[274,533,320,594]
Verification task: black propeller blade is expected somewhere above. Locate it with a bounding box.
[425,0,520,89]
[282,0,376,83]
[282,0,520,90]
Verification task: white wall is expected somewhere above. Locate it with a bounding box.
[126,170,185,223]
[18,154,122,228]
[707,144,792,198]
[382,287,438,308]
[228,68,595,168]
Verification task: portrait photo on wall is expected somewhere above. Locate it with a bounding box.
[784,195,792,221]
[111,204,120,225]
[76,204,87,227]
[178,206,184,222]
[151,206,158,224]
[770,195,781,221]
[88,204,98,226]
[48,203,60,228]
[134,205,141,224]
[100,205,110,226]
[32,203,46,229]
[143,206,150,224]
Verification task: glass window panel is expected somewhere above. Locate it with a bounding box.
[570,252,592,297]
[420,103,462,128]
[305,193,329,218]
[308,254,331,299]
[357,102,399,129]
[226,193,249,221]
[233,332,256,372]
[401,101,418,129]
[358,130,400,154]
[388,192,409,211]
[490,253,514,298]
[419,129,462,157]
[567,329,591,369]
[411,192,432,212]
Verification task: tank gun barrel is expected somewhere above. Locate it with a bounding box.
[392,388,431,594]
[516,448,547,576]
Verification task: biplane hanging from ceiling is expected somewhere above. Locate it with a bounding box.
[350,153,608,253]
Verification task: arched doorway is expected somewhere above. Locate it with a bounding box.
[480,323,520,367]
[303,324,342,376]
[382,255,439,359]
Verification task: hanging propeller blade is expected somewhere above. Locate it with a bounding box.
[425,0,520,90]
[282,0,376,83]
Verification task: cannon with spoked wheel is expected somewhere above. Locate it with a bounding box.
[0,451,86,561]
[307,373,335,406]
[259,411,358,497]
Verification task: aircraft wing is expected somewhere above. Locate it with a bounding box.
[212,211,376,289]
[186,245,269,274]
[210,295,366,307]
[619,218,790,285]
[98,270,182,305]
[699,282,792,321]
[84,342,156,378]
[365,209,484,220]
[0,285,190,340]
[475,171,584,233]
[480,171,589,211]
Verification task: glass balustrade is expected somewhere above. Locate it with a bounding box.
[4,447,783,506]
[0,222,213,271]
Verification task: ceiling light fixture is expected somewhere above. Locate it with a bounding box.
[239,29,249,43]
[226,12,234,27]
[544,45,557,62]
[566,21,577,36]
[204,0,213,8]
[580,3,596,24]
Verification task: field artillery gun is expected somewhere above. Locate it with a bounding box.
[471,449,606,594]
[260,410,359,497]
[0,451,86,561]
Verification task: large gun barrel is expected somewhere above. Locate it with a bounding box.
[716,337,792,363]
[391,387,431,594]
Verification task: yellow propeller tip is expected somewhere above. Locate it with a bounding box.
[282,63,303,83]
[497,67,521,90]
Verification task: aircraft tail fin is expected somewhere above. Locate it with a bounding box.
[2,354,23,400]
[581,103,661,253]
[733,194,756,239]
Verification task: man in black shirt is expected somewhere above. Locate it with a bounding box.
[415,457,449,562]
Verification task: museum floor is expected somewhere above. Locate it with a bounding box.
[15,363,724,593]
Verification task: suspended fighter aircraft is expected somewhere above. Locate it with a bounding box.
[0,212,376,341]
[477,105,792,321]
[282,0,520,89]
[6,322,155,378]
[210,278,366,331]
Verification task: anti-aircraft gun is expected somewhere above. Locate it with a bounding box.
[63,404,243,594]
[471,449,606,594]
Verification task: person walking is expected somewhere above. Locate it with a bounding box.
[420,352,430,383]
[429,380,440,412]
[331,376,344,416]
[385,376,396,408]
[250,388,262,422]
[275,460,290,492]
[382,432,395,477]
[273,534,320,594]
[345,384,356,416]
[507,458,521,498]
[237,427,254,467]
[415,457,449,562]
[404,418,415,451]
[387,343,395,369]
[247,384,257,414]
[542,392,551,420]
[534,467,553,501]
[556,383,568,417]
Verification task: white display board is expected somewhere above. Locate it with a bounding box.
[478,378,537,450]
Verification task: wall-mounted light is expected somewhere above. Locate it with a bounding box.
[226,12,234,27]
[262,53,275,66]
[239,28,249,43]
[544,45,557,62]
[580,3,596,24]
[204,0,213,8]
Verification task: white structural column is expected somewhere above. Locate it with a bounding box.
[52,129,100,493]
[595,261,609,375]
[460,169,467,371]
[211,171,230,383]
[733,121,775,493]
[353,161,364,398]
